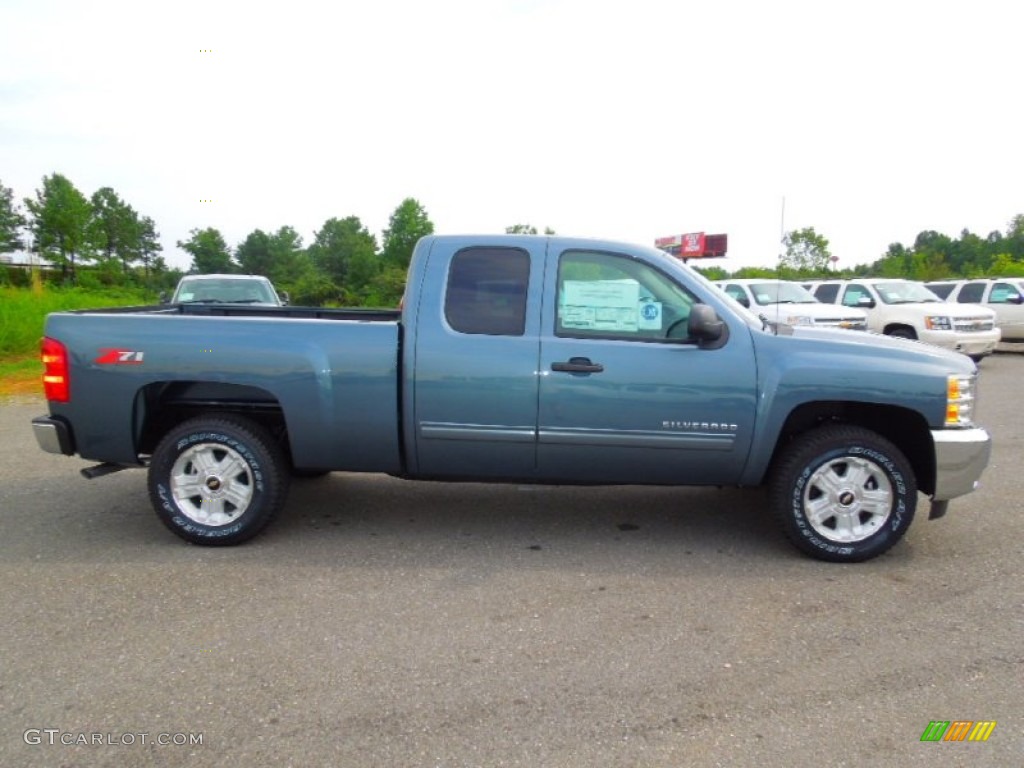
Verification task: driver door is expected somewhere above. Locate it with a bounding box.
[536,247,757,485]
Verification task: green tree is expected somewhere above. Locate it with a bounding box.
[0,179,26,255]
[266,226,308,287]
[381,198,434,270]
[88,187,142,275]
[24,173,93,282]
[235,229,274,276]
[779,227,831,273]
[177,227,233,273]
[308,216,378,290]
[137,216,163,279]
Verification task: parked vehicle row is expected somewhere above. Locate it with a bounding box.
[804,278,1000,361]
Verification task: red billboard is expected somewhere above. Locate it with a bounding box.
[655,232,727,259]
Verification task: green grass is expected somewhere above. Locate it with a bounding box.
[0,285,156,357]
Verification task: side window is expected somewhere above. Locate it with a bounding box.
[445,247,530,336]
[957,282,985,303]
[990,282,1018,304]
[841,285,868,307]
[814,283,839,303]
[555,250,698,342]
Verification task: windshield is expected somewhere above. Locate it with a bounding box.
[174,278,278,304]
[749,282,818,305]
[874,282,942,304]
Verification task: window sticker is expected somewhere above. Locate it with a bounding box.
[562,280,641,332]
[638,300,662,330]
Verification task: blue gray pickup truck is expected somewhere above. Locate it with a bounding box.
[33,235,992,562]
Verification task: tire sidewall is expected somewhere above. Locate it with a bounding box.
[149,421,279,545]
[782,435,915,562]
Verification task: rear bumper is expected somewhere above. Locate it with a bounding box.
[928,427,991,518]
[32,416,75,456]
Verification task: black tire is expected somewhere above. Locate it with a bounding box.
[886,327,917,340]
[769,425,916,562]
[148,415,289,545]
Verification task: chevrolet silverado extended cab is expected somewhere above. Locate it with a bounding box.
[33,235,992,562]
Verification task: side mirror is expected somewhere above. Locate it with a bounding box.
[856,297,876,308]
[735,295,750,308]
[688,304,728,348]
[159,291,169,304]
[279,291,290,306]
[1010,293,1024,305]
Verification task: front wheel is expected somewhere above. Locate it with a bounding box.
[148,415,289,545]
[769,425,916,562]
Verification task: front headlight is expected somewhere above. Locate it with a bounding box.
[926,315,952,331]
[945,374,976,427]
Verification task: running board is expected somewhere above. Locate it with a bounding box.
[80,462,131,480]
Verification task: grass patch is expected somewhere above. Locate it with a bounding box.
[0,284,156,357]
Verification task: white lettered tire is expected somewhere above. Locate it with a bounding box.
[148,415,289,545]
[769,425,916,562]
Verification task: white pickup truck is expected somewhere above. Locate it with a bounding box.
[807,278,1000,360]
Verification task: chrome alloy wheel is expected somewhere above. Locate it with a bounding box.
[169,442,254,526]
[803,456,894,543]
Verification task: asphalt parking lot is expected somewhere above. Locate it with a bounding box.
[1,350,1022,767]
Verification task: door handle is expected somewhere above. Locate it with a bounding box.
[551,357,604,374]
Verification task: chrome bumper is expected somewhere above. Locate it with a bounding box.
[32,416,75,456]
[928,427,991,518]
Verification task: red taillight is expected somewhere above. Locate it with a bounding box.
[41,337,70,402]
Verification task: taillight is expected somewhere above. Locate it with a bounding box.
[41,337,70,402]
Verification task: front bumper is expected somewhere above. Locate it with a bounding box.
[928,427,991,518]
[32,416,75,456]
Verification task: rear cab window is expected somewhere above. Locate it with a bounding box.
[444,247,530,336]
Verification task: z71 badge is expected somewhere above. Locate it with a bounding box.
[95,348,145,364]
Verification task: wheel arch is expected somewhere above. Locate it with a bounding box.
[883,323,918,338]
[133,381,290,458]
[764,400,936,495]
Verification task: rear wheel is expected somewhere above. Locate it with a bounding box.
[148,415,289,545]
[769,425,916,562]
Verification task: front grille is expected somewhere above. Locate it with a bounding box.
[954,317,995,333]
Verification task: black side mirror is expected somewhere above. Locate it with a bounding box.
[279,291,290,306]
[159,291,169,304]
[688,304,728,349]
[856,297,876,308]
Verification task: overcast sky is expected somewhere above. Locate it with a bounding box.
[2,0,1021,271]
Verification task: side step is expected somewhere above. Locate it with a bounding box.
[80,462,131,480]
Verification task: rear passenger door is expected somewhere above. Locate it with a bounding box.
[410,241,544,479]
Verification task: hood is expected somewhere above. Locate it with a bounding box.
[782,325,977,372]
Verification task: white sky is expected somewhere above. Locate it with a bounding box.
[2,0,1021,271]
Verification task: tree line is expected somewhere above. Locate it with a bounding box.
[4,173,1024,305]
[696,220,1024,281]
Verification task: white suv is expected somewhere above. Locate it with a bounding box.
[925,278,1024,342]
[808,278,1000,360]
[715,279,868,330]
